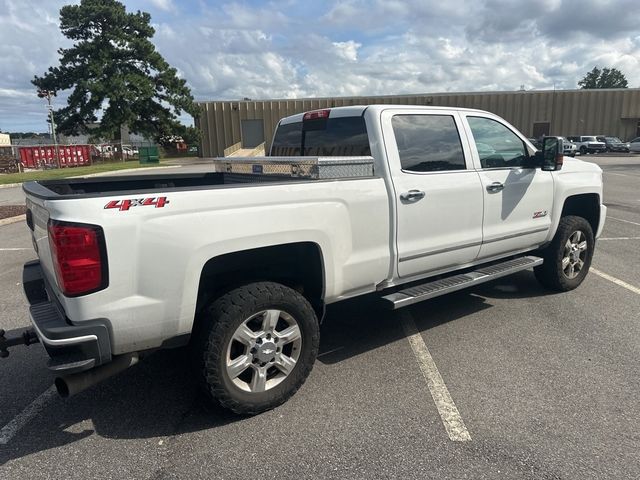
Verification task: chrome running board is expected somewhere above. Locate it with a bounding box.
[382,256,543,309]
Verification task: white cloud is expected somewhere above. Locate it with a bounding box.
[147,0,174,12]
[1,0,639,132]
[332,41,361,62]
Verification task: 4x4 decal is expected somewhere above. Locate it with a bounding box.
[104,197,170,211]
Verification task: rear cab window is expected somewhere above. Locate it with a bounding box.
[270,114,371,157]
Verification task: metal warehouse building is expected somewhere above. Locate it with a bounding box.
[196,88,640,157]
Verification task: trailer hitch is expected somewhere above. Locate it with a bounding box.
[0,328,39,358]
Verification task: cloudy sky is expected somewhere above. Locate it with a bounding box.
[1,0,639,132]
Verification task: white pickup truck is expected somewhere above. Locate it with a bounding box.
[3,105,606,414]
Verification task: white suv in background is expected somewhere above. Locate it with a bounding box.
[558,137,577,157]
[566,136,607,155]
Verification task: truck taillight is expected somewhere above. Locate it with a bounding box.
[48,220,108,297]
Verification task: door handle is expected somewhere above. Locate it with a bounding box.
[486,182,505,193]
[400,189,426,202]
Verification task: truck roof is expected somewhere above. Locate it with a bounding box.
[279,104,491,125]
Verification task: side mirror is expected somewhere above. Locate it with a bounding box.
[534,137,563,171]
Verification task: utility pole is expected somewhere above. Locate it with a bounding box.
[37,89,60,168]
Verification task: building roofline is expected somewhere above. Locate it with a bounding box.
[197,87,640,105]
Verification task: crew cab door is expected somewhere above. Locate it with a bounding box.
[381,109,484,278]
[461,114,553,259]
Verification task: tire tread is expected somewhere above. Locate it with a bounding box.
[194,282,319,415]
[534,215,594,292]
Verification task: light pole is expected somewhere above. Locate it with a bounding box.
[37,89,60,168]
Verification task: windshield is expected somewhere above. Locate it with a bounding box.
[605,137,622,142]
[583,136,597,142]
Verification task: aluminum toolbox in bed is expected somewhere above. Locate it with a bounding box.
[212,156,375,179]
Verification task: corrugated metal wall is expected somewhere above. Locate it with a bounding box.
[196,88,640,157]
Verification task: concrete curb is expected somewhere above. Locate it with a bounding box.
[0,183,22,189]
[0,214,26,227]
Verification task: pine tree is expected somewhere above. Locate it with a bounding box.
[32,0,199,142]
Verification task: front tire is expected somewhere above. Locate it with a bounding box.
[534,215,595,291]
[194,282,320,415]
[580,146,587,155]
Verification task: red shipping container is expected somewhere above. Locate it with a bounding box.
[19,145,92,169]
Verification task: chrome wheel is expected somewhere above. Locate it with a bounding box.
[562,230,588,279]
[225,309,302,393]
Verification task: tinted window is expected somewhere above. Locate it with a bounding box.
[270,122,302,156]
[392,115,466,172]
[468,117,528,168]
[270,116,370,157]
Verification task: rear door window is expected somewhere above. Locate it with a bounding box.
[270,116,371,157]
[391,114,466,172]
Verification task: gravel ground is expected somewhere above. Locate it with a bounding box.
[0,205,26,220]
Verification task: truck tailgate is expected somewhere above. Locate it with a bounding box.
[24,195,59,296]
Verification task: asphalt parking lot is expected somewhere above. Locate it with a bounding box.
[1,155,639,479]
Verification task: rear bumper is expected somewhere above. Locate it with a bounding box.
[23,260,112,374]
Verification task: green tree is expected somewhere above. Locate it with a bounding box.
[578,66,629,89]
[32,0,199,142]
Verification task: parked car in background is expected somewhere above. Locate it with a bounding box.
[566,136,607,155]
[596,136,630,153]
[122,145,139,158]
[95,144,114,158]
[629,137,640,153]
[558,137,577,157]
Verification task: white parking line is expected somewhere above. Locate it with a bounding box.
[0,386,57,445]
[598,237,640,240]
[591,268,640,296]
[399,310,471,442]
[603,172,640,178]
[608,216,640,227]
[0,248,31,251]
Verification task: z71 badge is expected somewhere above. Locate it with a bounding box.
[104,197,170,211]
[533,210,548,219]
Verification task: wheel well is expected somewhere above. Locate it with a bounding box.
[561,193,600,234]
[195,242,325,318]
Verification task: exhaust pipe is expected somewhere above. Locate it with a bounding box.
[55,352,139,398]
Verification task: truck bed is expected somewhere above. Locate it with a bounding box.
[23,155,375,200]
[23,172,304,200]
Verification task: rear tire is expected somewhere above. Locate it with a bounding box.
[580,146,587,155]
[193,282,320,415]
[534,215,594,292]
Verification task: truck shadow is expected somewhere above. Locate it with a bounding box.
[318,270,551,365]
[0,271,553,465]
